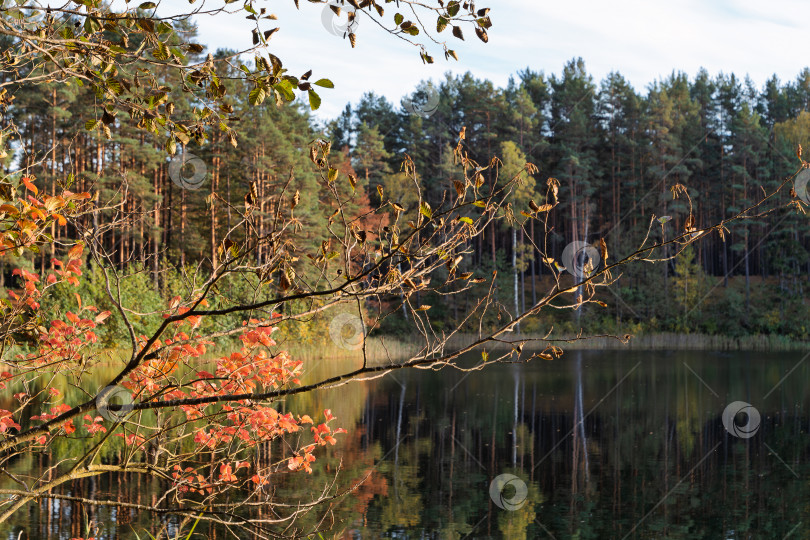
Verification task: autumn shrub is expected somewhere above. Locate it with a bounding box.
[38,263,165,347]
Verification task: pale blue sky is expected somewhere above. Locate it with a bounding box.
[162,0,808,121]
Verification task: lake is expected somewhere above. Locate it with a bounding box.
[2,349,808,539]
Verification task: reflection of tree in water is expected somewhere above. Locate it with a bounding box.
[347,351,810,539]
[4,351,810,538]
[495,469,543,540]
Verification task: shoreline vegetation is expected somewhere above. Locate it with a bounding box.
[288,332,809,363]
[66,331,807,376]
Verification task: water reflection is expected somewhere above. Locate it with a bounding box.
[2,350,809,538]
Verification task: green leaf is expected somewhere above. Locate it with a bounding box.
[313,78,334,89]
[419,201,432,219]
[151,41,170,60]
[183,511,205,540]
[268,53,282,74]
[447,1,460,17]
[308,89,321,110]
[156,21,174,34]
[105,78,123,95]
[169,47,186,62]
[394,13,403,25]
[84,16,102,34]
[173,130,190,145]
[327,167,338,183]
[138,1,156,8]
[473,200,486,207]
[85,119,99,131]
[437,16,448,32]
[249,86,266,106]
[275,79,295,101]
[136,17,154,33]
[165,137,177,156]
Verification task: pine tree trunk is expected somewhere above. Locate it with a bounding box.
[211,148,219,267]
[744,229,750,317]
[530,219,537,307]
[152,168,160,288]
[512,227,519,333]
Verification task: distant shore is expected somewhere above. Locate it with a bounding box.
[285,332,808,364]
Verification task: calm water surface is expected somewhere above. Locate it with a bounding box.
[2,349,809,539]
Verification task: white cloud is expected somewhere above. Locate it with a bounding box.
[159,0,810,118]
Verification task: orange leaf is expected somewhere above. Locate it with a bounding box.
[68,243,83,260]
[22,177,37,195]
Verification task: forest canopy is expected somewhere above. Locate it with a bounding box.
[8,52,810,339]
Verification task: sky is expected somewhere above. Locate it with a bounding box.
[161,0,809,121]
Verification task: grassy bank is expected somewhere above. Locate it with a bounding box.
[285,336,422,364]
[287,333,807,364]
[445,332,808,352]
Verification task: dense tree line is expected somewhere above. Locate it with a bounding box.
[5,47,810,339]
[330,59,810,338]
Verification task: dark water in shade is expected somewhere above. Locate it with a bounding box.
[2,349,809,539]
